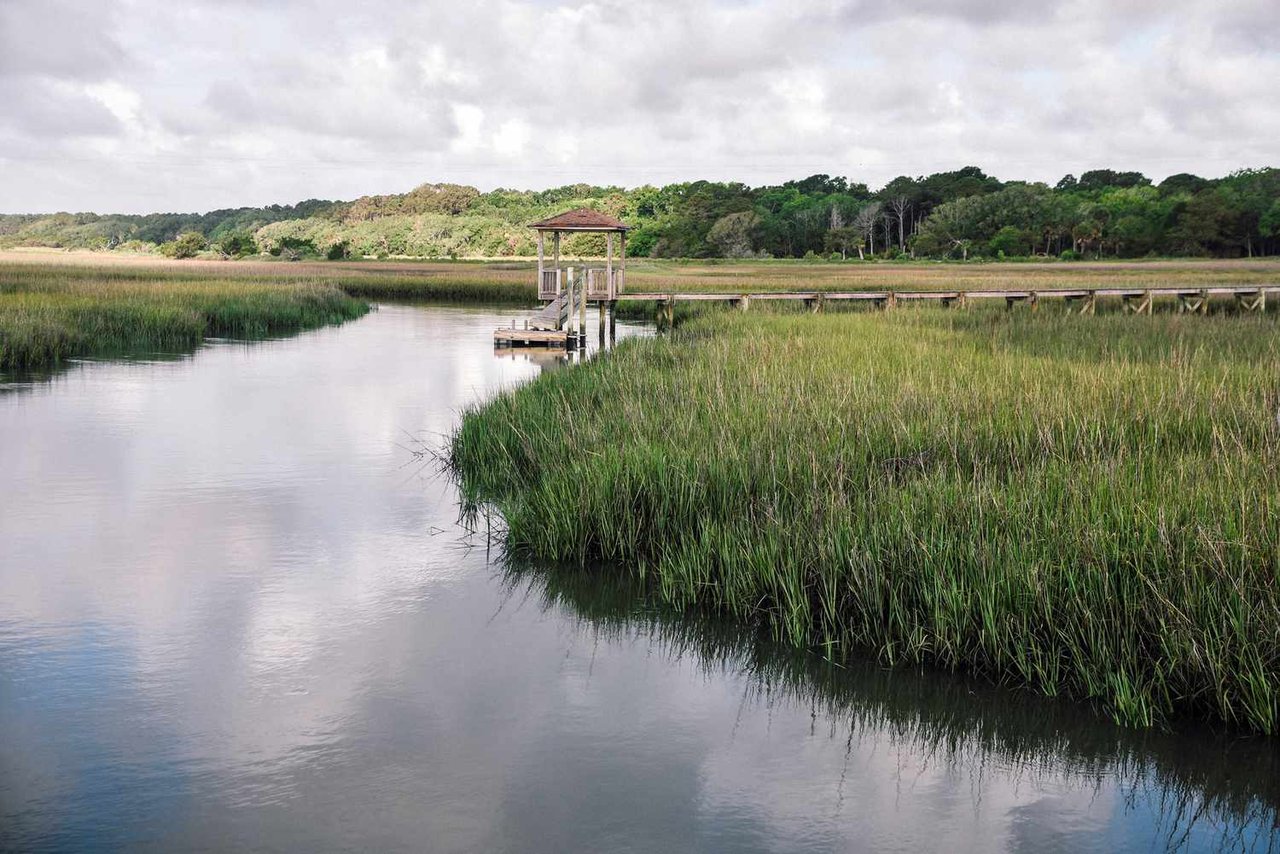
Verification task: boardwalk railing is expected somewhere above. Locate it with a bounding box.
[625,285,1277,324]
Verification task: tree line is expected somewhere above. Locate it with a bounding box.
[3,166,1278,260]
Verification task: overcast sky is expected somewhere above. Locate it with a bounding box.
[2,0,1277,214]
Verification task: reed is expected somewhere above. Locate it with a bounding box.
[453,308,1280,732]
[0,264,368,370]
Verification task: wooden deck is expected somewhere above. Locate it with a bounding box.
[494,328,571,347]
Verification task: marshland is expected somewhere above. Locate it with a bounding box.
[3,252,1280,850]
[453,308,1280,732]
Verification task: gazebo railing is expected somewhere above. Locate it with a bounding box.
[538,266,623,302]
[538,269,561,300]
[586,268,620,301]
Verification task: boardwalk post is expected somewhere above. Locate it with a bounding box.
[564,267,574,332]
[606,232,615,301]
[887,292,897,310]
[553,233,561,292]
[536,231,545,293]
[578,269,587,343]
[1029,291,1039,312]
[609,300,617,340]
[1236,289,1266,314]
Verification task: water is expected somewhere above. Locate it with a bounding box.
[1,304,1276,853]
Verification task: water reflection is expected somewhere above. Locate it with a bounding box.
[501,564,1280,852]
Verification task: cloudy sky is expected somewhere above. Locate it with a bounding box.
[2,0,1277,214]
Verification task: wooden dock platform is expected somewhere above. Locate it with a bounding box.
[494,328,570,347]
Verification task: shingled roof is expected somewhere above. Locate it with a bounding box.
[529,208,629,231]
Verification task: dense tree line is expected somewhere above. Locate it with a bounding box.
[0,199,338,256]
[3,167,1278,260]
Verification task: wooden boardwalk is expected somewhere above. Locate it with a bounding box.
[499,284,1276,348]
[616,289,1269,325]
[625,285,1276,319]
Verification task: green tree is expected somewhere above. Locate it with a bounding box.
[171,231,207,259]
[988,225,1032,257]
[707,211,761,258]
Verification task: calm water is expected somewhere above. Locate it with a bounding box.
[1,304,1276,853]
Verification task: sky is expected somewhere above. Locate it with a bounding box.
[1,0,1277,214]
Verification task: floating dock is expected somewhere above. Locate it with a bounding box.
[494,328,572,347]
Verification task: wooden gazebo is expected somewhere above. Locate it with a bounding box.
[530,208,628,302]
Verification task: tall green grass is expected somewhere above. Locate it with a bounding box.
[453,308,1280,732]
[0,264,368,370]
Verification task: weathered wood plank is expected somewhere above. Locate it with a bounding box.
[495,328,569,346]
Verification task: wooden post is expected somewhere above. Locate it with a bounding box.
[536,231,545,295]
[606,232,615,300]
[1199,288,1209,316]
[619,231,626,295]
[739,295,750,311]
[886,292,897,310]
[609,300,617,340]
[553,232,561,294]
[564,267,574,332]
[1029,291,1039,312]
[578,268,587,342]
[598,300,606,342]
[1238,290,1267,313]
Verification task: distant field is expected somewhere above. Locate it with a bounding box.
[4,250,1280,370]
[4,249,1279,299]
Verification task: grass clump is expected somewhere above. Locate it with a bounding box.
[453,308,1280,732]
[0,263,368,370]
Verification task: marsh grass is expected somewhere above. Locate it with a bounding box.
[0,263,368,370]
[453,308,1280,732]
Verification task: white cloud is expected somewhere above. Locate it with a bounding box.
[0,0,1276,212]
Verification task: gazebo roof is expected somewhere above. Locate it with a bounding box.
[530,208,629,232]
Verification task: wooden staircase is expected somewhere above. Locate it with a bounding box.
[528,287,572,331]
